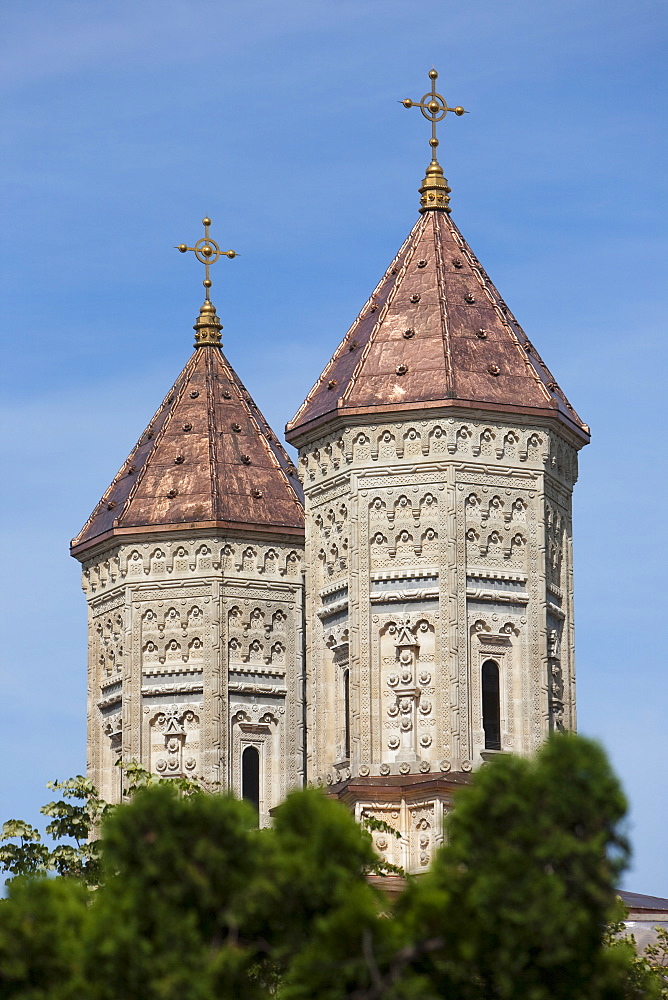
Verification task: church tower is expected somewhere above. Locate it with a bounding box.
[71,221,305,824]
[286,72,589,872]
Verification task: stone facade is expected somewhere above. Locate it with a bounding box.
[80,534,304,826]
[295,412,579,871]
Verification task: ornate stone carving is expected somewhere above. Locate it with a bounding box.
[149,705,200,776]
[82,536,304,806]
[381,617,435,762]
[298,409,578,853]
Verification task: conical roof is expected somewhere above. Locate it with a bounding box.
[72,325,304,557]
[286,210,589,446]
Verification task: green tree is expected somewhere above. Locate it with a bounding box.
[0,734,662,1000]
[604,913,667,1000]
[389,734,654,1000]
[85,784,265,1000]
[0,765,204,886]
[644,926,668,998]
[84,784,384,1000]
[0,821,51,878]
[0,876,89,1000]
[264,786,388,997]
[1,776,109,885]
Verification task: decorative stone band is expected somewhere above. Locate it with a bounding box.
[370,587,439,604]
[141,682,204,697]
[228,682,288,696]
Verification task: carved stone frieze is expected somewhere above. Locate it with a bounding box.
[296,416,580,492]
[81,538,303,596]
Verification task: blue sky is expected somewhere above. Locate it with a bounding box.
[1,0,666,894]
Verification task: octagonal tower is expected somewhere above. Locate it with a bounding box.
[286,99,589,871]
[72,289,305,824]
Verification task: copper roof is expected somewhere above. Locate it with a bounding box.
[286,210,589,445]
[72,343,304,557]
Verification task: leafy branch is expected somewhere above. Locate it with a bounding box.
[1,764,211,885]
[360,813,406,878]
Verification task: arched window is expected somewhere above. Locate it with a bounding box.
[343,668,351,759]
[242,745,260,823]
[482,659,501,750]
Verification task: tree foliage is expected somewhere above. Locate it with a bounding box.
[391,735,641,1000]
[0,876,89,1000]
[604,917,668,1000]
[0,735,664,1000]
[645,927,668,998]
[1,776,109,885]
[0,765,201,887]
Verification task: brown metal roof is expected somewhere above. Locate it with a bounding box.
[71,344,304,556]
[619,891,668,913]
[286,210,589,445]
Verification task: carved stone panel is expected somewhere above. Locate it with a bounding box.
[148,705,201,777]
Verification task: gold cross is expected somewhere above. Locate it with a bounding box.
[401,69,467,161]
[176,217,237,301]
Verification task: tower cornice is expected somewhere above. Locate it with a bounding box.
[286,398,589,453]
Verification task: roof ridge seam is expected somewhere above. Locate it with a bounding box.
[245,398,305,511]
[449,220,557,409]
[450,216,587,429]
[433,213,455,398]
[218,352,304,513]
[340,214,427,408]
[471,271,552,399]
[206,349,222,521]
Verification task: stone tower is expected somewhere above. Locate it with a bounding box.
[285,74,589,872]
[71,281,305,825]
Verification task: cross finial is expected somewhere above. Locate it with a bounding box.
[176,217,237,301]
[401,69,468,213]
[175,217,238,347]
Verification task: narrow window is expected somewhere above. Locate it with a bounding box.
[242,745,260,823]
[343,668,351,759]
[482,659,501,750]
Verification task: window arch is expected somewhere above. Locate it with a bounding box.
[482,659,501,750]
[242,745,260,823]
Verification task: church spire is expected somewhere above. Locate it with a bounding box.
[287,76,589,447]
[72,216,302,556]
[401,68,467,213]
[176,216,237,346]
